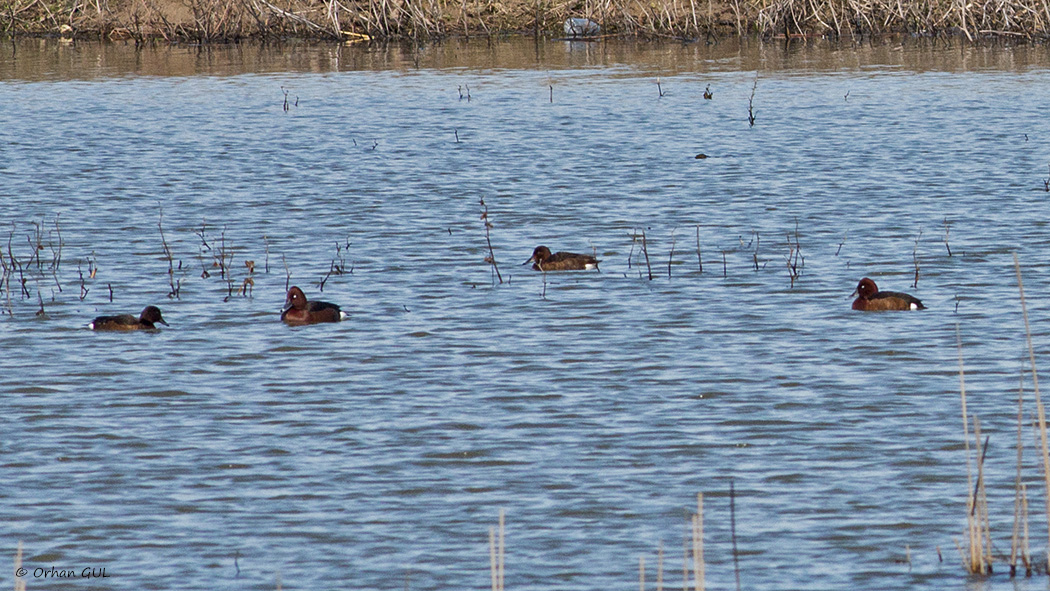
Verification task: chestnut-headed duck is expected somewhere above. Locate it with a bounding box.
[851,277,925,311]
[89,306,168,330]
[281,286,347,325]
[524,246,600,271]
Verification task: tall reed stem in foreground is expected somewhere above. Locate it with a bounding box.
[957,325,986,574]
[489,508,505,591]
[14,541,25,591]
[692,493,705,591]
[1011,365,1027,575]
[1014,252,1050,571]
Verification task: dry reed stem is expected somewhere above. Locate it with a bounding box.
[957,324,983,573]
[692,492,705,591]
[1014,252,1050,572]
[14,541,25,591]
[640,555,646,591]
[1022,483,1032,573]
[1011,365,1025,574]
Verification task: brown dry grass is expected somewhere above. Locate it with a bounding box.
[1,0,1048,41]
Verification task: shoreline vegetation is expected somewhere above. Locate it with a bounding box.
[2,0,1049,43]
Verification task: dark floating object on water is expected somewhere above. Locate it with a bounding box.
[695,153,708,159]
[89,306,168,330]
[281,286,347,325]
[851,277,925,311]
[564,18,600,38]
[703,85,713,99]
[525,246,600,271]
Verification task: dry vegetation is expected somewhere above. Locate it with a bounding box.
[1,0,1049,42]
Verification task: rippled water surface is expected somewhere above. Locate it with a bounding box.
[4,37,1050,590]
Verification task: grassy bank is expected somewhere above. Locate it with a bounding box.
[2,0,1049,43]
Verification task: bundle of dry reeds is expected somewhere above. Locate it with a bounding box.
[5,0,1048,41]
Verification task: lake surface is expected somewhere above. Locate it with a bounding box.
[3,36,1050,591]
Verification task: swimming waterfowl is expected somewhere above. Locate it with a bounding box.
[281,286,347,325]
[524,246,600,271]
[851,277,925,311]
[89,306,168,330]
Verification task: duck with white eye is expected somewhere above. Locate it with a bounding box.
[524,246,600,272]
[281,286,348,326]
[850,277,925,311]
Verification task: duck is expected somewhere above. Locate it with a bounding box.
[524,246,600,271]
[281,286,347,325]
[89,306,168,330]
[851,277,925,311]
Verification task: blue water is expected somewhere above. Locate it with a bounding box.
[3,38,1050,591]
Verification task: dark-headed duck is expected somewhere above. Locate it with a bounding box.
[281,286,347,325]
[524,246,600,271]
[851,277,925,311]
[89,306,168,330]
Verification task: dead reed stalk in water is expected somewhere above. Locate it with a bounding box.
[214,225,240,301]
[1012,365,1025,574]
[1011,365,1029,576]
[695,226,703,273]
[943,218,952,257]
[319,238,350,292]
[195,220,212,279]
[668,228,677,278]
[639,555,646,590]
[1014,252,1050,572]
[283,254,291,292]
[750,231,759,271]
[0,240,10,315]
[263,235,271,274]
[973,418,993,571]
[78,260,89,300]
[158,210,181,299]
[641,230,653,281]
[1022,483,1033,575]
[47,214,63,292]
[480,198,503,285]
[747,78,757,128]
[785,221,803,287]
[912,227,922,289]
[957,325,983,574]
